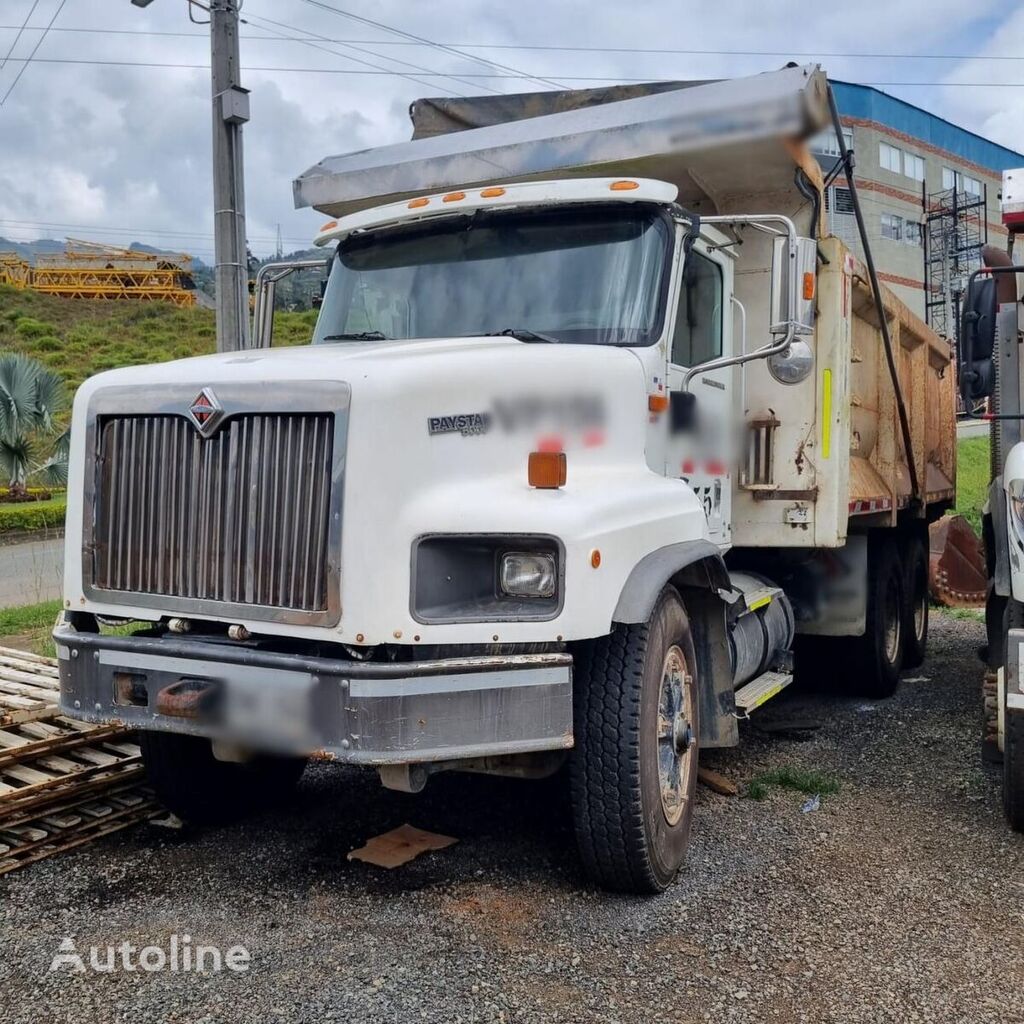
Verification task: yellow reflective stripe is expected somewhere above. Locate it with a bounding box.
[821,368,832,459]
[747,595,772,612]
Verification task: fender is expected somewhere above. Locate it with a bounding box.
[613,540,738,749]
[989,476,1011,599]
[612,540,729,625]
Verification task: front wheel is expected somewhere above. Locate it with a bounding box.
[1002,600,1024,830]
[569,587,699,893]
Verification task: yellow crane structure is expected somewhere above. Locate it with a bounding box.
[0,239,197,306]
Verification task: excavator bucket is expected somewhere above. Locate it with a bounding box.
[929,514,987,607]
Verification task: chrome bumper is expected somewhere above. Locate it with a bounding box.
[55,617,573,764]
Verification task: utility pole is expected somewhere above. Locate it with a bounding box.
[131,0,250,351]
[209,0,250,351]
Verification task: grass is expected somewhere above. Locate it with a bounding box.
[0,598,62,657]
[0,285,319,395]
[746,766,841,802]
[956,434,989,534]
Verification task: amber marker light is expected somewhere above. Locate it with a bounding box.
[442,191,466,202]
[590,549,602,569]
[320,220,338,232]
[610,180,639,191]
[408,197,429,209]
[803,272,815,300]
[528,451,567,489]
[480,187,506,198]
[648,393,669,413]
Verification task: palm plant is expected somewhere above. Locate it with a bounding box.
[0,353,70,494]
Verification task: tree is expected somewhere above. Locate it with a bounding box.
[0,352,70,494]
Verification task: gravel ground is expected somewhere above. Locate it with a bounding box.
[3,610,1023,1024]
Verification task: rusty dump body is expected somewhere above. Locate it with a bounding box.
[842,252,957,528]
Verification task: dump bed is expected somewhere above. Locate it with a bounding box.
[294,64,955,548]
[732,234,954,548]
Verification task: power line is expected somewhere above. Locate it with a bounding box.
[0,0,65,106]
[0,217,312,245]
[293,0,565,90]
[240,10,485,98]
[3,24,1024,62]
[0,1,41,72]
[5,55,1024,87]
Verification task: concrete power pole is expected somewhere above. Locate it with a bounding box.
[209,0,251,351]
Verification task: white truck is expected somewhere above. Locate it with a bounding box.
[56,66,956,893]
[964,168,1024,830]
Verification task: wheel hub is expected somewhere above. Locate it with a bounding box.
[657,646,696,826]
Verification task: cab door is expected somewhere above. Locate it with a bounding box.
[666,240,735,549]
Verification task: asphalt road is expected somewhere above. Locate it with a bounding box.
[0,535,63,608]
[2,610,1023,1024]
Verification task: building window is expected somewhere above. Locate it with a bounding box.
[904,221,922,246]
[942,166,984,197]
[810,127,853,157]
[942,166,957,190]
[671,251,723,368]
[881,213,903,241]
[962,174,982,196]
[824,186,855,214]
[904,153,925,181]
[879,142,902,174]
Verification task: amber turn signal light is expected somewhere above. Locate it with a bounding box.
[802,271,815,300]
[648,393,669,413]
[528,451,567,489]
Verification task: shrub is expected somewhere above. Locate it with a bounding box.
[14,317,57,338]
[0,496,66,532]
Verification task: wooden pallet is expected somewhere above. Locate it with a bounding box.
[0,790,160,874]
[0,645,157,874]
[0,644,61,727]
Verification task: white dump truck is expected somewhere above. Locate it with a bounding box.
[56,66,956,892]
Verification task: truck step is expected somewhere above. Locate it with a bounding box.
[734,670,793,718]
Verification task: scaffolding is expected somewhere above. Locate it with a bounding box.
[923,183,988,342]
[0,239,197,306]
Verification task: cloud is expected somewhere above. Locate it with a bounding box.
[0,0,1019,259]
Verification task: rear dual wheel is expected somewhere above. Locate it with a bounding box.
[569,588,699,893]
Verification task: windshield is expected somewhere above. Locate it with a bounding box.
[312,204,672,347]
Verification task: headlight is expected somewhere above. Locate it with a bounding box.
[499,552,557,598]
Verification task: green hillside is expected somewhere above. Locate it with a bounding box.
[0,285,318,393]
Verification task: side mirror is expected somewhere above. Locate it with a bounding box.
[959,276,997,403]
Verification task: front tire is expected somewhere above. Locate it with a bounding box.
[569,587,699,893]
[140,731,306,825]
[1002,600,1024,830]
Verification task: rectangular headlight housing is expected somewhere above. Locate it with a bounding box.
[499,552,557,599]
[412,535,562,623]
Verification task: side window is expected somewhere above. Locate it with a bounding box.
[671,251,723,367]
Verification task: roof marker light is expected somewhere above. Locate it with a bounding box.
[408,197,429,209]
[320,220,338,232]
[480,187,506,198]
[442,191,466,203]
[610,180,639,191]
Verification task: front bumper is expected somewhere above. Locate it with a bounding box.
[55,617,573,765]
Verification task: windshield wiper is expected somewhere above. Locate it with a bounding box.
[485,328,560,344]
[321,330,387,341]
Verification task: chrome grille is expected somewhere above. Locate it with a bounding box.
[92,413,334,612]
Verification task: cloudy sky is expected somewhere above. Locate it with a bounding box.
[1,0,1022,261]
